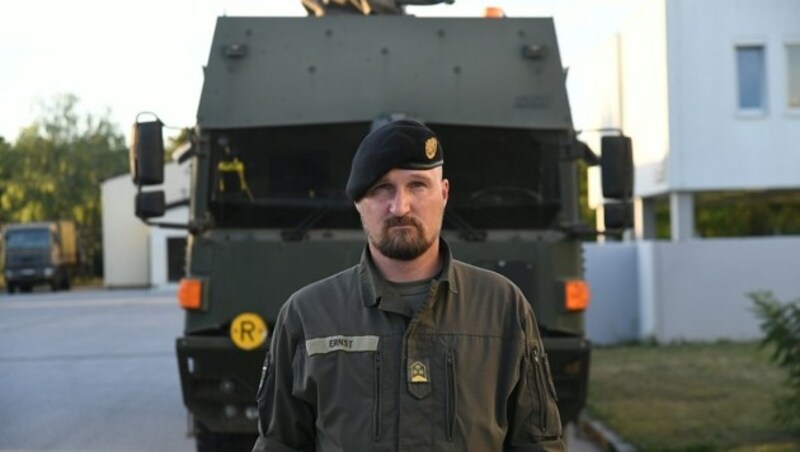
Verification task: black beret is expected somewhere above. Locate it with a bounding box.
[346,119,443,202]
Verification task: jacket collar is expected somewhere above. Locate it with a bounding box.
[359,238,458,309]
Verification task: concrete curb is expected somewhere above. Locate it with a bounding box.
[578,414,637,452]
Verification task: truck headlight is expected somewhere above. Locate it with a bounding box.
[4,270,13,278]
[245,406,259,420]
[224,405,238,419]
[43,267,54,277]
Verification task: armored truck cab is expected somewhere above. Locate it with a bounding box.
[132,11,632,450]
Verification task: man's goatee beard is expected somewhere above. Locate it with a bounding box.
[374,216,435,261]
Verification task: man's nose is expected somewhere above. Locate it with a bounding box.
[389,189,411,216]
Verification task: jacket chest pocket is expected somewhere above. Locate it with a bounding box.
[292,336,386,444]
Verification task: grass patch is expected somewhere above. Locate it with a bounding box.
[588,341,800,451]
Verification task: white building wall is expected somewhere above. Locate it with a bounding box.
[666,0,800,191]
[584,243,639,345]
[586,238,800,343]
[572,0,800,197]
[567,0,670,202]
[101,174,149,287]
[101,162,191,288]
[571,0,800,343]
[649,238,800,341]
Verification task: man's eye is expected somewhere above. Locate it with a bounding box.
[371,184,393,195]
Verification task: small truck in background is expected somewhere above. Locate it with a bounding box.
[2,221,79,293]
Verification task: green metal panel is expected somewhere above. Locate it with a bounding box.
[185,231,583,335]
[197,16,572,130]
[186,232,365,333]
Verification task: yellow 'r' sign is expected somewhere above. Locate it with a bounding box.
[230,313,268,350]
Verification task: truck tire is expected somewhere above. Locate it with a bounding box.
[58,270,70,290]
[194,421,257,452]
[6,283,15,294]
[50,279,59,292]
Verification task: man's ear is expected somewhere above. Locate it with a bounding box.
[441,178,449,204]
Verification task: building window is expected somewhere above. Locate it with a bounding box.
[787,44,800,109]
[736,45,766,110]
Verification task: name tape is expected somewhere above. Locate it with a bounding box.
[306,335,380,356]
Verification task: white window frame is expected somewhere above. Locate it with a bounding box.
[785,39,800,116]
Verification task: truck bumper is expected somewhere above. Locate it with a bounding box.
[542,334,591,424]
[176,336,265,434]
[5,267,54,286]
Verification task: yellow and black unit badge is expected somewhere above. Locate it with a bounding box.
[409,360,429,383]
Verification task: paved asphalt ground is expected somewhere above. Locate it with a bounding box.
[0,287,601,451]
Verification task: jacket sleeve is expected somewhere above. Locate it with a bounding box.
[504,292,565,452]
[252,300,316,452]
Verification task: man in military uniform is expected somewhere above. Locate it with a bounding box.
[253,120,564,451]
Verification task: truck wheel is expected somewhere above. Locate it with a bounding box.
[6,284,14,294]
[50,280,59,292]
[194,421,257,452]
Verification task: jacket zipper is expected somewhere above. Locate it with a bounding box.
[445,349,456,441]
[532,347,548,432]
[373,351,382,441]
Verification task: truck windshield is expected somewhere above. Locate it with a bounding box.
[207,122,562,231]
[4,229,51,249]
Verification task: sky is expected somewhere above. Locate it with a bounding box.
[0,0,639,145]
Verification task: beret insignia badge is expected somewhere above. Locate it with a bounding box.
[425,137,438,160]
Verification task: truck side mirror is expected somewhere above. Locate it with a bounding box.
[135,191,166,219]
[130,120,165,186]
[603,201,633,230]
[600,135,633,200]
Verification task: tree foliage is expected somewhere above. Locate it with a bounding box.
[0,94,128,275]
[165,127,191,159]
[750,290,800,429]
[645,192,800,240]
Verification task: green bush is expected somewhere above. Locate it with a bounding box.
[749,290,800,429]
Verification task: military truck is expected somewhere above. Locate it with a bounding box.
[130,1,633,449]
[2,221,79,293]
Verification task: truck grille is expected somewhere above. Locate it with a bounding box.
[6,253,46,267]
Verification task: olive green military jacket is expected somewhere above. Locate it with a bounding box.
[253,240,564,451]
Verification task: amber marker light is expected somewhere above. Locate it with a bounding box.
[565,280,590,312]
[178,278,203,310]
[484,7,506,18]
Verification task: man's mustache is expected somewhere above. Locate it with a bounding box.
[383,216,422,231]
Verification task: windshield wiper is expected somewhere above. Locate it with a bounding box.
[281,206,333,241]
[445,210,486,242]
